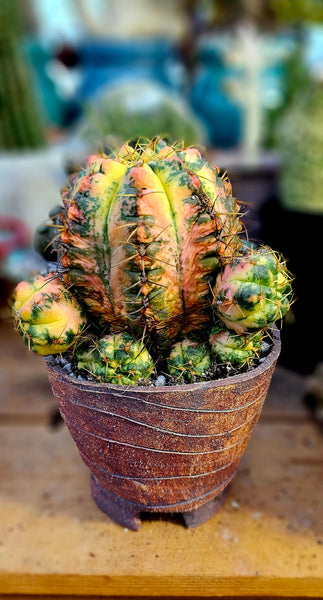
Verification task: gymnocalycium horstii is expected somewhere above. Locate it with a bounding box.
[12,138,293,384]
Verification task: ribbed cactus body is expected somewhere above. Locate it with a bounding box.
[76,333,154,385]
[12,274,85,355]
[209,327,262,367]
[213,246,292,334]
[167,339,211,382]
[60,140,242,341]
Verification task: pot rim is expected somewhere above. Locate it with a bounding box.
[45,327,281,393]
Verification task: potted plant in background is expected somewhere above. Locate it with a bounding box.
[11,138,292,530]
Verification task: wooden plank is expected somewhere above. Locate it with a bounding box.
[0,574,323,597]
[0,597,319,600]
[0,415,322,598]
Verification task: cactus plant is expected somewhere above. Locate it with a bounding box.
[76,332,154,385]
[209,326,263,368]
[213,245,292,335]
[11,273,85,355]
[167,339,211,383]
[59,139,242,341]
[12,138,292,383]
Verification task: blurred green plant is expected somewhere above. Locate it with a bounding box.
[278,79,323,213]
[0,0,45,149]
[270,0,323,23]
[186,0,323,28]
[265,42,310,147]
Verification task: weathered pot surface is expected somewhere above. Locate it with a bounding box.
[45,329,280,530]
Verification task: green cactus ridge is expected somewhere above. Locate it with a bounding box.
[209,326,263,368]
[76,332,155,385]
[213,246,292,334]
[167,339,211,383]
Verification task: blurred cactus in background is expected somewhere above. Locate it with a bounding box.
[76,80,205,150]
[279,80,323,213]
[0,0,45,150]
[270,0,323,23]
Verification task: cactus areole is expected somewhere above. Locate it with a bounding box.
[11,139,292,528]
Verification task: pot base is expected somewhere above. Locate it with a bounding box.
[181,486,230,528]
[90,474,229,531]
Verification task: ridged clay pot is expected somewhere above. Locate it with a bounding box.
[45,329,280,530]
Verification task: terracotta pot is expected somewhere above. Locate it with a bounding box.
[45,330,280,530]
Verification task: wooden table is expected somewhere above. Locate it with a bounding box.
[0,317,323,599]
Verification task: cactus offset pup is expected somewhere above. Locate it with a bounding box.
[12,138,292,383]
[12,273,85,355]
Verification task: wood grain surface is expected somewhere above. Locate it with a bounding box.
[0,318,323,598]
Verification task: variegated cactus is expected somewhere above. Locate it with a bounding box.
[213,246,292,335]
[76,333,154,385]
[209,326,263,368]
[59,139,242,341]
[167,339,211,383]
[12,138,292,383]
[11,273,85,355]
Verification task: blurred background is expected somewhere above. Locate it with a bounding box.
[1,0,323,392]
